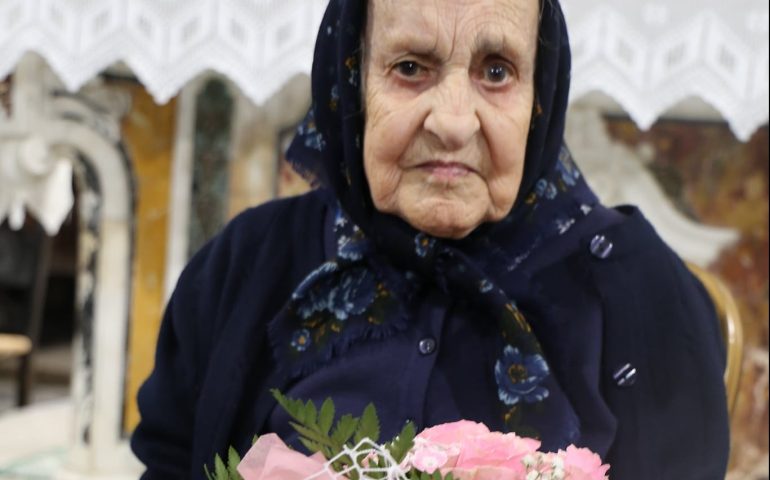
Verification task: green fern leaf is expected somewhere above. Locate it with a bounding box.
[214,454,228,479]
[354,403,381,444]
[227,447,243,479]
[271,389,307,424]
[331,414,359,446]
[299,437,329,455]
[387,421,416,463]
[304,399,318,425]
[289,422,336,449]
[318,397,335,435]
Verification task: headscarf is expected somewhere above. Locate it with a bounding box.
[270,0,599,451]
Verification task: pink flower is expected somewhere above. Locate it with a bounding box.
[410,443,450,473]
[561,445,610,479]
[236,433,343,480]
[405,421,491,472]
[416,420,492,445]
[455,431,539,471]
[406,421,541,479]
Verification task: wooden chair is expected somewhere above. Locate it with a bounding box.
[0,334,32,360]
[0,219,52,407]
[686,262,744,417]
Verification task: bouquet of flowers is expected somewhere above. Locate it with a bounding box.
[206,390,610,480]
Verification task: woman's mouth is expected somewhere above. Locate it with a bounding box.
[418,161,474,180]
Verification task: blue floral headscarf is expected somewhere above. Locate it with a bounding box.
[271,0,599,451]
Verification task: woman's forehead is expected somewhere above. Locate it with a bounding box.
[368,0,537,25]
[367,0,539,52]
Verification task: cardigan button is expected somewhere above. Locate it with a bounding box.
[613,363,637,387]
[418,337,437,355]
[590,235,614,259]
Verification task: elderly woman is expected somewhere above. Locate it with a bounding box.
[131,0,729,478]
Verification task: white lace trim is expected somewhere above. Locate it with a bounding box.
[0,0,328,105]
[0,0,767,140]
[565,1,769,141]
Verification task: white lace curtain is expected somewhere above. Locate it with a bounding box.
[0,0,768,140]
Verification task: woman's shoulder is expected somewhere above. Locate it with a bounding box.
[531,204,718,338]
[573,205,724,361]
[520,204,670,276]
[169,189,330,331]
[210,189,329,259]
[590,205,678,262]
[569,204,710,305]
[584,205,718,311]
[538,203,690,272]
[183,189,329,280]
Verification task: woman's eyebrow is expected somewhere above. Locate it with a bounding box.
[473,34,516,57]
[473,33,532,69]
[378,30,441,58]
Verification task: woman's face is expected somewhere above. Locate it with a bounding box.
[363,0,539,239]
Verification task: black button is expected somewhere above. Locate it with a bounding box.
[590,234,614,259]
[418,337,437,355]
[613,363,637,387]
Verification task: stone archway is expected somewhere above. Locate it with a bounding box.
[0,54,139,477]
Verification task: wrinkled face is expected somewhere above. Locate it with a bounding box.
[363,0,539,239]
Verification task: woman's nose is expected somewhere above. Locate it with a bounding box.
[423,78,480,150]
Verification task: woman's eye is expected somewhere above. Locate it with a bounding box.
[395,61,423,78]
[484,62,513,84]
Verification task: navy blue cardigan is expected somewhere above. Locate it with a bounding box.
[131,190,729,479]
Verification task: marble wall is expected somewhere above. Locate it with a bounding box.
[119,83,177,432]
[187,80,234,258]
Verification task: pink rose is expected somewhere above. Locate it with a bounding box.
[455,431,539,471]
[406,421,491,472]
[406,421,541,479]
[416,420,492,445]
[236,433,343,480]
[561,445,610,479]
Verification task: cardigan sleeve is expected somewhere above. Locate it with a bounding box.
[130,193,327,479]
[129,202,281,478]
[593,209,730,480]
[130,237,222,479]
[130,280,199,477]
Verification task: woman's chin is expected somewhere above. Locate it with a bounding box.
[399,200,486,240]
